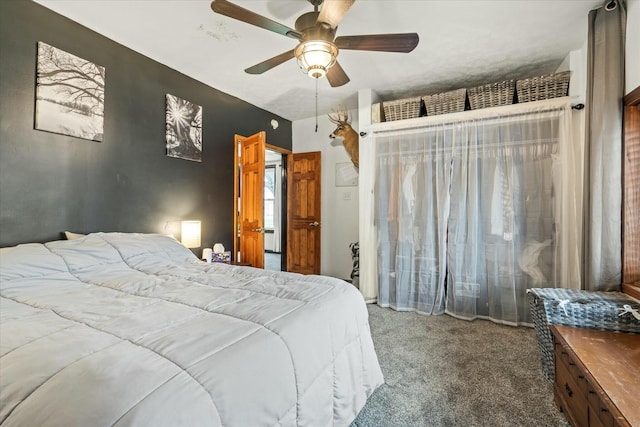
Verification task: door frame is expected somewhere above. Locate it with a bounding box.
[267,144,292,272]
[233,139,291,268]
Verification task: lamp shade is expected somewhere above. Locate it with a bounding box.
[181,220,201,248]
[295,40,338,79]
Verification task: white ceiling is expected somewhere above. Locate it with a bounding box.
[34,0,602,122]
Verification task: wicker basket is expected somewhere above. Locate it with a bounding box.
[468,80,515,110]
[422,88,467,116]
[382,97,421,122]
[516,71,571,103]
[371,103,385,123]
[528,288,640,381]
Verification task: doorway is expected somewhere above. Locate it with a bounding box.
[264,148,285,271]
[234,133,321,274]
[233,132,290,270]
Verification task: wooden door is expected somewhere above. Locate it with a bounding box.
[287,151,321,274]
[236,132,265,268]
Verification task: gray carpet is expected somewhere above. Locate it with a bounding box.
[351,305,568,427]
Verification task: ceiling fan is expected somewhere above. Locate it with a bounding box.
[210,0,419,87]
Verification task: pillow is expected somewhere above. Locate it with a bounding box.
[64,231,86,240]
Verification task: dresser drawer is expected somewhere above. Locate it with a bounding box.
[555,342,618,427]
[555,340,587,388]
[555,353,589,427]
[590,397,615,427]
[589,407,606,427]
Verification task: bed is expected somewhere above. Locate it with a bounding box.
[0,232,383,426]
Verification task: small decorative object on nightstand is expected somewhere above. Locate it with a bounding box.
[212,251,231,263]
[202,248,213,263]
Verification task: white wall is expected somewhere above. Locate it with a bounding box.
[627,0,640,94]
[557,45,588,196]
[292,114,359,280]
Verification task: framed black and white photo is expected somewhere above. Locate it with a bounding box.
[165,94,202,162]
[35,42,105,142]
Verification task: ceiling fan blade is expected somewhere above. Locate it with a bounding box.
[317,0,355,29]
[335,33,419,53]
[245,49,296,74]
[326,61,350,87]
[211,0,302,40]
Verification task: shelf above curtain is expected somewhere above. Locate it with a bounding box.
[368,97,575,136]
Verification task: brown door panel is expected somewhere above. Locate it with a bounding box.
[236,132,266,269]
[287,151,321,274]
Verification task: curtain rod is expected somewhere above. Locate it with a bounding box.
[376,137,558,159]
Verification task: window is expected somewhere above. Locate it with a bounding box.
[264,166,276,230]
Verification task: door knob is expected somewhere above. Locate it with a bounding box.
[251,227,265,233]
[309,221,320,227]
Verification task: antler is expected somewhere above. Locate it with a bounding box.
[328,105,350,125]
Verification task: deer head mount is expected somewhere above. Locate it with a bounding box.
[328,107,359,169]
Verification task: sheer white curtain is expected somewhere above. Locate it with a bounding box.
[373,100,582,325]
[376,126,452,314]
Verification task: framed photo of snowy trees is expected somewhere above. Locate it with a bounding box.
[165,94,202,162]
[35,42,105,142]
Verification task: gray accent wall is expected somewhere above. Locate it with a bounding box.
[0,1,291,249]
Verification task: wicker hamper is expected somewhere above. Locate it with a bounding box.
[382,97,421,122]
[422,88,467,116]
[516,71,571,103]
[528,288,640,381]
[467,80,515,110]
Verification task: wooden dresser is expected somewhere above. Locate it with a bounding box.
[550,325,640,427]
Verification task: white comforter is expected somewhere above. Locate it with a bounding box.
[0,233,383,426]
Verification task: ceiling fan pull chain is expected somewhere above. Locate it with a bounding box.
[315,77,319,133]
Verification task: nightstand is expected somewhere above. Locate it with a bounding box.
[229,261,251,267]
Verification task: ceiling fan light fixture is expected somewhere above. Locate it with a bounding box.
[294,40,338,79]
